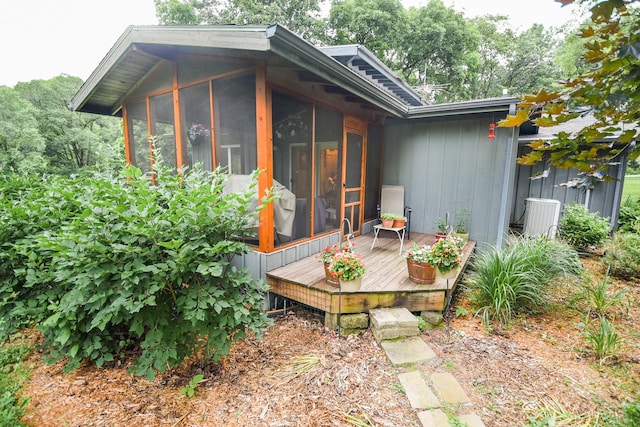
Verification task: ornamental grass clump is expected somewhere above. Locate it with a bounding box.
[329,251,365,281]
[466,236,583,327]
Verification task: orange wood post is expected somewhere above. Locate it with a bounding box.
[256,65,274,252]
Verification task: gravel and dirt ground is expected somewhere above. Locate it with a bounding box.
[21,257,639,426]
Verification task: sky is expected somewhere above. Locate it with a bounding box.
[0,0,581,88]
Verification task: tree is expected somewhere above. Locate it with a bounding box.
[0,86,48,174]
[327,0,406,65]
[154,0,327,41]
[500,24,564,96]
[14,76,123,175]
[500,0,640,173]
[397,0,479,102]
[467,15,514,99]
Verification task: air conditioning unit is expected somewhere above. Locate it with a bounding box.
[523,198,561,239]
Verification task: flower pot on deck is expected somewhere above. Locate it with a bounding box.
[437,268,459,280]
[381,218,394,228]
[323,262,339,285]
[339,276,362,292]
[406,259,436,284]
[392,217,406,228]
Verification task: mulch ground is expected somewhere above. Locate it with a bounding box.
[21,257,640,426]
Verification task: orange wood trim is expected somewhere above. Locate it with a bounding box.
[256,65,274,252]
[146,98,155,183]
[209,80,216,168]
[122,104,132,165]
[173,63,184,171]
[310,103,316,237]
[176,67,256,92]
[125,68,256,105]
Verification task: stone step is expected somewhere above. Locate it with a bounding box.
[380,336,436,366]
[369,307,419,341]
[430,372,471,405]
[398,370,440,409]
[417,409,450,427]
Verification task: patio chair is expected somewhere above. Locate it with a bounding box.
[371,185,412,254]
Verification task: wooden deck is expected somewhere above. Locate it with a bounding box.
[266,232,475,326]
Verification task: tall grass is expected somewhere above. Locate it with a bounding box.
[583,315,622,364]
[569,270,627,318]
[466,236,583,327]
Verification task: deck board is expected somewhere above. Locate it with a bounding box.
[266,233,475,316]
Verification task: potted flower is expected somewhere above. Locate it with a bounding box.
[380,212,395,228]
[317,242,346,285]
[405,242,436,284]
[435,216,448,241]
[188,123,211,145]
[452,208,470,243]
[392,213,406,228]
[328,251,365,291]
[430,236,463,279]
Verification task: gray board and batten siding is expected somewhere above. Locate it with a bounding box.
[512,144,626,230]
[383,112,518,247]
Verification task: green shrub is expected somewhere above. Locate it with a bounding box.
[0,166,274,380]
[0,174,85,339]
[0,337,33,427]
[617,196,640,233]
[559,203,610,250]
[466,236,583,327]
[602,232,640,280]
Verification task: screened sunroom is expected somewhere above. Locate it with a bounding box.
[72,25,418,257]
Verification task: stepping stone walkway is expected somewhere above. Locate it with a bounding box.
[369,308,486,427]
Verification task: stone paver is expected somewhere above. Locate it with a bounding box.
[380,337,436,366]
[398,371,440,409]
[458,413,486,427]
[417,409,450,427]
[430,372,471,405]
[374,308,484,427]
[370,307,419,340]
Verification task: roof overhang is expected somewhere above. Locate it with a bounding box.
[70,25,415,117]
[319,45,423,107]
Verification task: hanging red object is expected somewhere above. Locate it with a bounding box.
[487,123,496,139]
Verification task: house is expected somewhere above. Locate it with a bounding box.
[70,24,627,282]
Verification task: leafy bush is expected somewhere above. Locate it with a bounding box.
[0,166,273,380]
[466,236,583,327]
[559,203,610,250]
[0,174,85,338]
[617,196,640,233]
[602,232,640,280]
[0,337,33,427]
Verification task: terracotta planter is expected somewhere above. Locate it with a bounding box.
[381,218,394,228]
[339,276,362,292]
[392,218,406,228]
[323,262,339,285]
[406,259,436,284]
[434,233,447,242]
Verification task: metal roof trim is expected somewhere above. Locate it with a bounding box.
[406,97,521,119]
